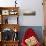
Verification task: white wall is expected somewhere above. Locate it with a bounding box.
[0,0,44,26]
[19,0,44,26]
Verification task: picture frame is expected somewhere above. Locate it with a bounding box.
[2,10,9,15]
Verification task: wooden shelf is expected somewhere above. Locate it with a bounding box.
[2,40,19,42]
[0,6,19,10]
[0,40,19,46]
[0,24,20,32]
[0,7,19,46]
[1,14,19,16]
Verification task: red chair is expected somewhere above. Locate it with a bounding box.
[21,28,41,46]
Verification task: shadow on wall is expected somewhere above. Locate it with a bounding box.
[18,26,43,44]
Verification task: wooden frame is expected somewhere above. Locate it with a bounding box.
[0,7,19,16]
[0,7,19,24]
[0,7,19,46]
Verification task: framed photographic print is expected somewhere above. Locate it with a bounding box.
[2,10,9,15]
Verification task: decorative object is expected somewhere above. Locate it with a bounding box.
[2,10,9,15]
[23,10,36,16]
[25,36,38,46]
[9,10,18,15]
